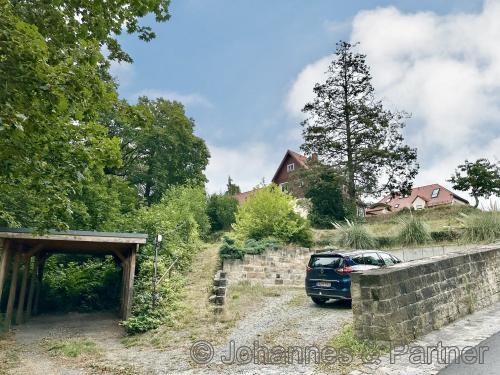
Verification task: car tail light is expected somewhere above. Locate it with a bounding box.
[336,265,353,275]
[306,265,312,272]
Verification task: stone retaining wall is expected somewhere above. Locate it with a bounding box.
[222,244,475,288]
[351,244,500,344]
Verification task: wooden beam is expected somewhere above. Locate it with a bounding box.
[4,250,21,330]
[25,256,39,320]
[123,247,137,320]
[15,257,31,325]
[0,239,11,305]
[120,258,129,319]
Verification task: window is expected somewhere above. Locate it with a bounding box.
[309,256,343,268]
[394,204,400,208]
[431,188,440,198]
[350,254,365,265]
[279,182,289,192]
[378,252,395,266]
[287,163,295,172]
[364,253,383,266]
[386,197,392,203]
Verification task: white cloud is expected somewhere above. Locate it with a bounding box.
[132,89,213,108]
[205,143,281,194]
[286,0,500,203]
[109,60,135,87]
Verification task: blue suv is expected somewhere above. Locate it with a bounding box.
[305,250,402,305]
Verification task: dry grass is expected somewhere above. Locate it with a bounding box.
[0,333,19,375]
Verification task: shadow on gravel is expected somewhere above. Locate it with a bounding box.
[310,299,352,309]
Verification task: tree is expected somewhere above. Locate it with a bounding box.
[301,41,418,202]
[0,0,172,229]
[226,176,241,195]
[207,194,238,231]
[448,158,500,208]
[291,163,351,227]
[10,0,171,62]
[108,98,210,205]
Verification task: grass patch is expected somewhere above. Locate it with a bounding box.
[460,210,500,243]
[397,215,431,246]
[45,337,100,358]
[323,324,387,374]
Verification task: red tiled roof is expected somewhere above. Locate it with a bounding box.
[366,184,469,213]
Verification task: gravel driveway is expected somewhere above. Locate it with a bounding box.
[6,289,352,375]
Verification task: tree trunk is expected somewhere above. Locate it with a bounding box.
[474,196,479,208]
[342,55,356,202]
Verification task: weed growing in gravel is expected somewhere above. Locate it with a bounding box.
[45,337,100,358]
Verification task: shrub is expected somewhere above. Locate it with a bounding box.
[219,236,282,260]
[121,185,208,334]
[430,230,461,243]
[207,193,238,231]
[219,236,245,260]
[459,211,500,243]
[232,184,313,247]
[334,220,377,249]
[41,255,120,313]
[397,215,431,246]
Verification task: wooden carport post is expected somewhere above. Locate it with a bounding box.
[0,239,11,304]
[15,256,31,325]
[121,245,137,320]
[25,256,40,320]
[5,247,21,330]
[33,253,47,316]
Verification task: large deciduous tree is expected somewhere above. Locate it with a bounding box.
[108,98,210,205]
[448,158,500,208]
[0,0,172,229]
[301,41,419,202]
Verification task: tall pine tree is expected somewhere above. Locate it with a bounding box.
[301,41,418,201]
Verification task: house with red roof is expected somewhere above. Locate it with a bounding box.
[366,183,469,216]
[235,149,311,204]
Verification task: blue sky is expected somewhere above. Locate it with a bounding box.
[112,0,499,204]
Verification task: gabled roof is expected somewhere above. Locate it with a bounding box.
[271,149,308,183]
[366,183,469,213]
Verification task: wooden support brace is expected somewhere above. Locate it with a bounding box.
[15,257,31,325]
[4,249,21,330]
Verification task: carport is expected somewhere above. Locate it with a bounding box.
[0,228,147,330]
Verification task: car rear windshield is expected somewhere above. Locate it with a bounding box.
[309,256,343,268]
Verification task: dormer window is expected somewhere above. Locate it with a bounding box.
[431,188,440,198]
[287,163,295,172]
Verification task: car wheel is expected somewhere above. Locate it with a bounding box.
[311,296,328,305]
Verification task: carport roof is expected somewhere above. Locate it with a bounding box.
[0,227,147,255]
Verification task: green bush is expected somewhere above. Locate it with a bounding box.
[430,230,461,243]
[207,193,238,231]
[121,185,208,334]
[397,215,431,246]
[219,236,282,260]
[232,184,313,247]
[41,255,120,313]
[334,220,377,249]
[219,236,245,260]
[460,211,500,243]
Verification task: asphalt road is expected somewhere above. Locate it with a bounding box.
[438,330,500,375]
